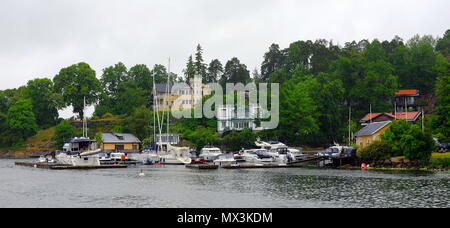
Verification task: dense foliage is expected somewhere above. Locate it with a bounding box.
[53,120,76,149]
[381,121,435,163]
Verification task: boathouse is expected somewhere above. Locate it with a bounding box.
[101,133,141,153]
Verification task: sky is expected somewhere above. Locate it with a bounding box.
[0,0,449,118]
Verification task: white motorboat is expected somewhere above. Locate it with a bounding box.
[255,140,306,163]
[240,149,274,163]
[55,137,101,166]
[199,146,222,161]
[213,153,237,166]
[55,97,102,166]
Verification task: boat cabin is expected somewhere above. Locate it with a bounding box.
[62,138,98,155]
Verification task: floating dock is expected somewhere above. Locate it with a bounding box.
[222,163,304,169]
[15,162,127,170]
[185,164,219,170]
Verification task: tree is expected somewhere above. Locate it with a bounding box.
[221,57,251,85]
[185,128,220,152]
[194,44,207,79]
[184,55,196,82]
[7,99,38,142]
[381,121,435,163]
[123,106,153,141]
[53,62,101,120]
[53,120,76,149]
[435,73,450,140]
[206,59,223,83]
[26,78,61,128]
[100,62,128,98]
[221,129,257,152]
[400,35,438,92]
[261,43,285,82]
[436,29,450,58]
[276,77,319,145]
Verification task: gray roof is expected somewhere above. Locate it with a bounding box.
[102,133,141,143]
[155,83,191,93]
[355,121,391,137]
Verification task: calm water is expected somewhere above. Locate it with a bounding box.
[0,159,449,208]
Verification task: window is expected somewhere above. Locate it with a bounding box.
[222,121,226,128]
[115,145,125,151]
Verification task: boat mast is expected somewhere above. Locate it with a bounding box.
[167,58,171,146]
[83,96,87,138]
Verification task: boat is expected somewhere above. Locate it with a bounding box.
[239,149,273,163]
[54,97,102,166]
[158,144,192,165]
[255,140,307,163]
[55,137,101,166]
[317,144,356,158]
[213,153,237,166]
[199,146,222,161]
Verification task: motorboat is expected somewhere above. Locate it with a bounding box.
[255,140,306,163]
[213,153,237,166]
[199,146,222,161]
[55,137,101,166]
[38,155,56,163]
[239,149,274,163]
[317,144,356,158]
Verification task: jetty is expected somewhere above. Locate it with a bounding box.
[185,164,219,170]
[15,162,127,170]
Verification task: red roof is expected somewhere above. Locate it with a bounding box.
[393,112,421,121]
[395,90,419,96]
[361,112,421,123]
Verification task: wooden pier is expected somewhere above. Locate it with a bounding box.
[185,164,219,170]
[15,162,128,170]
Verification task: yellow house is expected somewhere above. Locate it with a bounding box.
[355,121,391,148]
[154,76,210,112]
[101,133,141,153]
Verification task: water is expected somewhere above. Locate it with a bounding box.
[0,159,449,208]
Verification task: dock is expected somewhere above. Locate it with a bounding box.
[185,164,219,170]
[15,162,128,170]
[222,163,304,169]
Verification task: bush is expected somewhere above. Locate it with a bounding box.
[381,121,435,163]
[101,112,114,119]
[429,158,450,168]
[53,120,76,149]
[358,141,393,162]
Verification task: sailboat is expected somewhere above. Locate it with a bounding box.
[149,58,192,165]
[55,97,102,166]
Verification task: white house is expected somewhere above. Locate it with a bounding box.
[217,104,267,133]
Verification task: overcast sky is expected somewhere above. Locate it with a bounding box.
[0,0,449,117]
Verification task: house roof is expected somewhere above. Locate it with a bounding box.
[360,112,421,123]
[395,90,419,96]
[102,133,141,143]
[155,83,191,94]
[355,121,391,137]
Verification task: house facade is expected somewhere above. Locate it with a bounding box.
[217,104,267,133]
[355,121,392,148]
[154,76,210,112]
[101,133,141,153]
[395,89,420,112]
